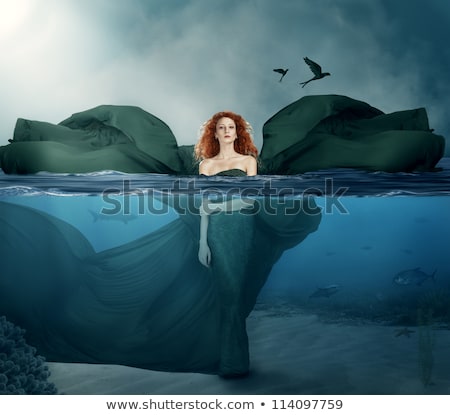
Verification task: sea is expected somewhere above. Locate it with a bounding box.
[1,159,449,321]
[0,158,449,393]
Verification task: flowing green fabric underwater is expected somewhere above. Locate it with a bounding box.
[0,195,320,375]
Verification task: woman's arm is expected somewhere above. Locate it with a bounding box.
[198,211,211,267]
[201,198,254,214]
[198,196,254,268]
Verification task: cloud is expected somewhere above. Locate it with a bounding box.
[0,0,115,136]
[0,0,448,155]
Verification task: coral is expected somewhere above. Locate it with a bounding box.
[0,316,57,395]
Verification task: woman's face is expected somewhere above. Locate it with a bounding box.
[215,117,237,144]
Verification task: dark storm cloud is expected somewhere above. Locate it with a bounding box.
[0,0,448,154]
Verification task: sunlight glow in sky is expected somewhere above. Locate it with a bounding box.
[0,0,448,154]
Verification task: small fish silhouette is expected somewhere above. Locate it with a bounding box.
[299,57,331,87]
[89,209,138,224]
[309,284,340,299]
[393,268,436,286]
[360,245,373,251]
[395,328,415,337]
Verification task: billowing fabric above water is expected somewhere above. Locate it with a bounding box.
[0,95,445,174]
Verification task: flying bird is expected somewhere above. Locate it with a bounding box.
[299,57,331,88]
[273,68,289,82]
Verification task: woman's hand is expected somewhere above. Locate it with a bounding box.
[199,201,222,216]
[198,240,211,268]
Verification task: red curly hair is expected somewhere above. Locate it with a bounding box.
[194,111,258,160]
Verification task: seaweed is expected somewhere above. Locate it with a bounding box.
[419,288,450,325]
[417,308,435,387]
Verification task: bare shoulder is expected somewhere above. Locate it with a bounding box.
[243,154,257,163]
[199,158,213,175]
[244,155,258,175]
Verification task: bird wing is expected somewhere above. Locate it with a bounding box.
[303,57,322,76]
[273,68,286,74]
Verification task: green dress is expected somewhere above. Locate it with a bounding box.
[207,168,253,376]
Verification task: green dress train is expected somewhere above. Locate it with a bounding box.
[0,182,321,375]
[0,94,444,174]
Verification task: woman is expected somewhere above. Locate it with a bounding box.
[195,111,258,268]
[195,111,258,177]
[193,111,258,377]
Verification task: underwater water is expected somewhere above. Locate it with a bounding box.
[0,158,449,394]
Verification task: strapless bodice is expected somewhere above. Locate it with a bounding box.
[214,169,247,177]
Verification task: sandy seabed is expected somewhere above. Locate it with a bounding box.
[47,308,450,395]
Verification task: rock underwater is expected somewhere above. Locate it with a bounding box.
[0,95,445,174]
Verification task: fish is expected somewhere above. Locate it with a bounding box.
[393,267,436,286]
[360,245,373,251]
[89,209,138,224]
[395,327,415,337]
[309,284,340,299]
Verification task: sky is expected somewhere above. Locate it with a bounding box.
[1,0,449,155]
